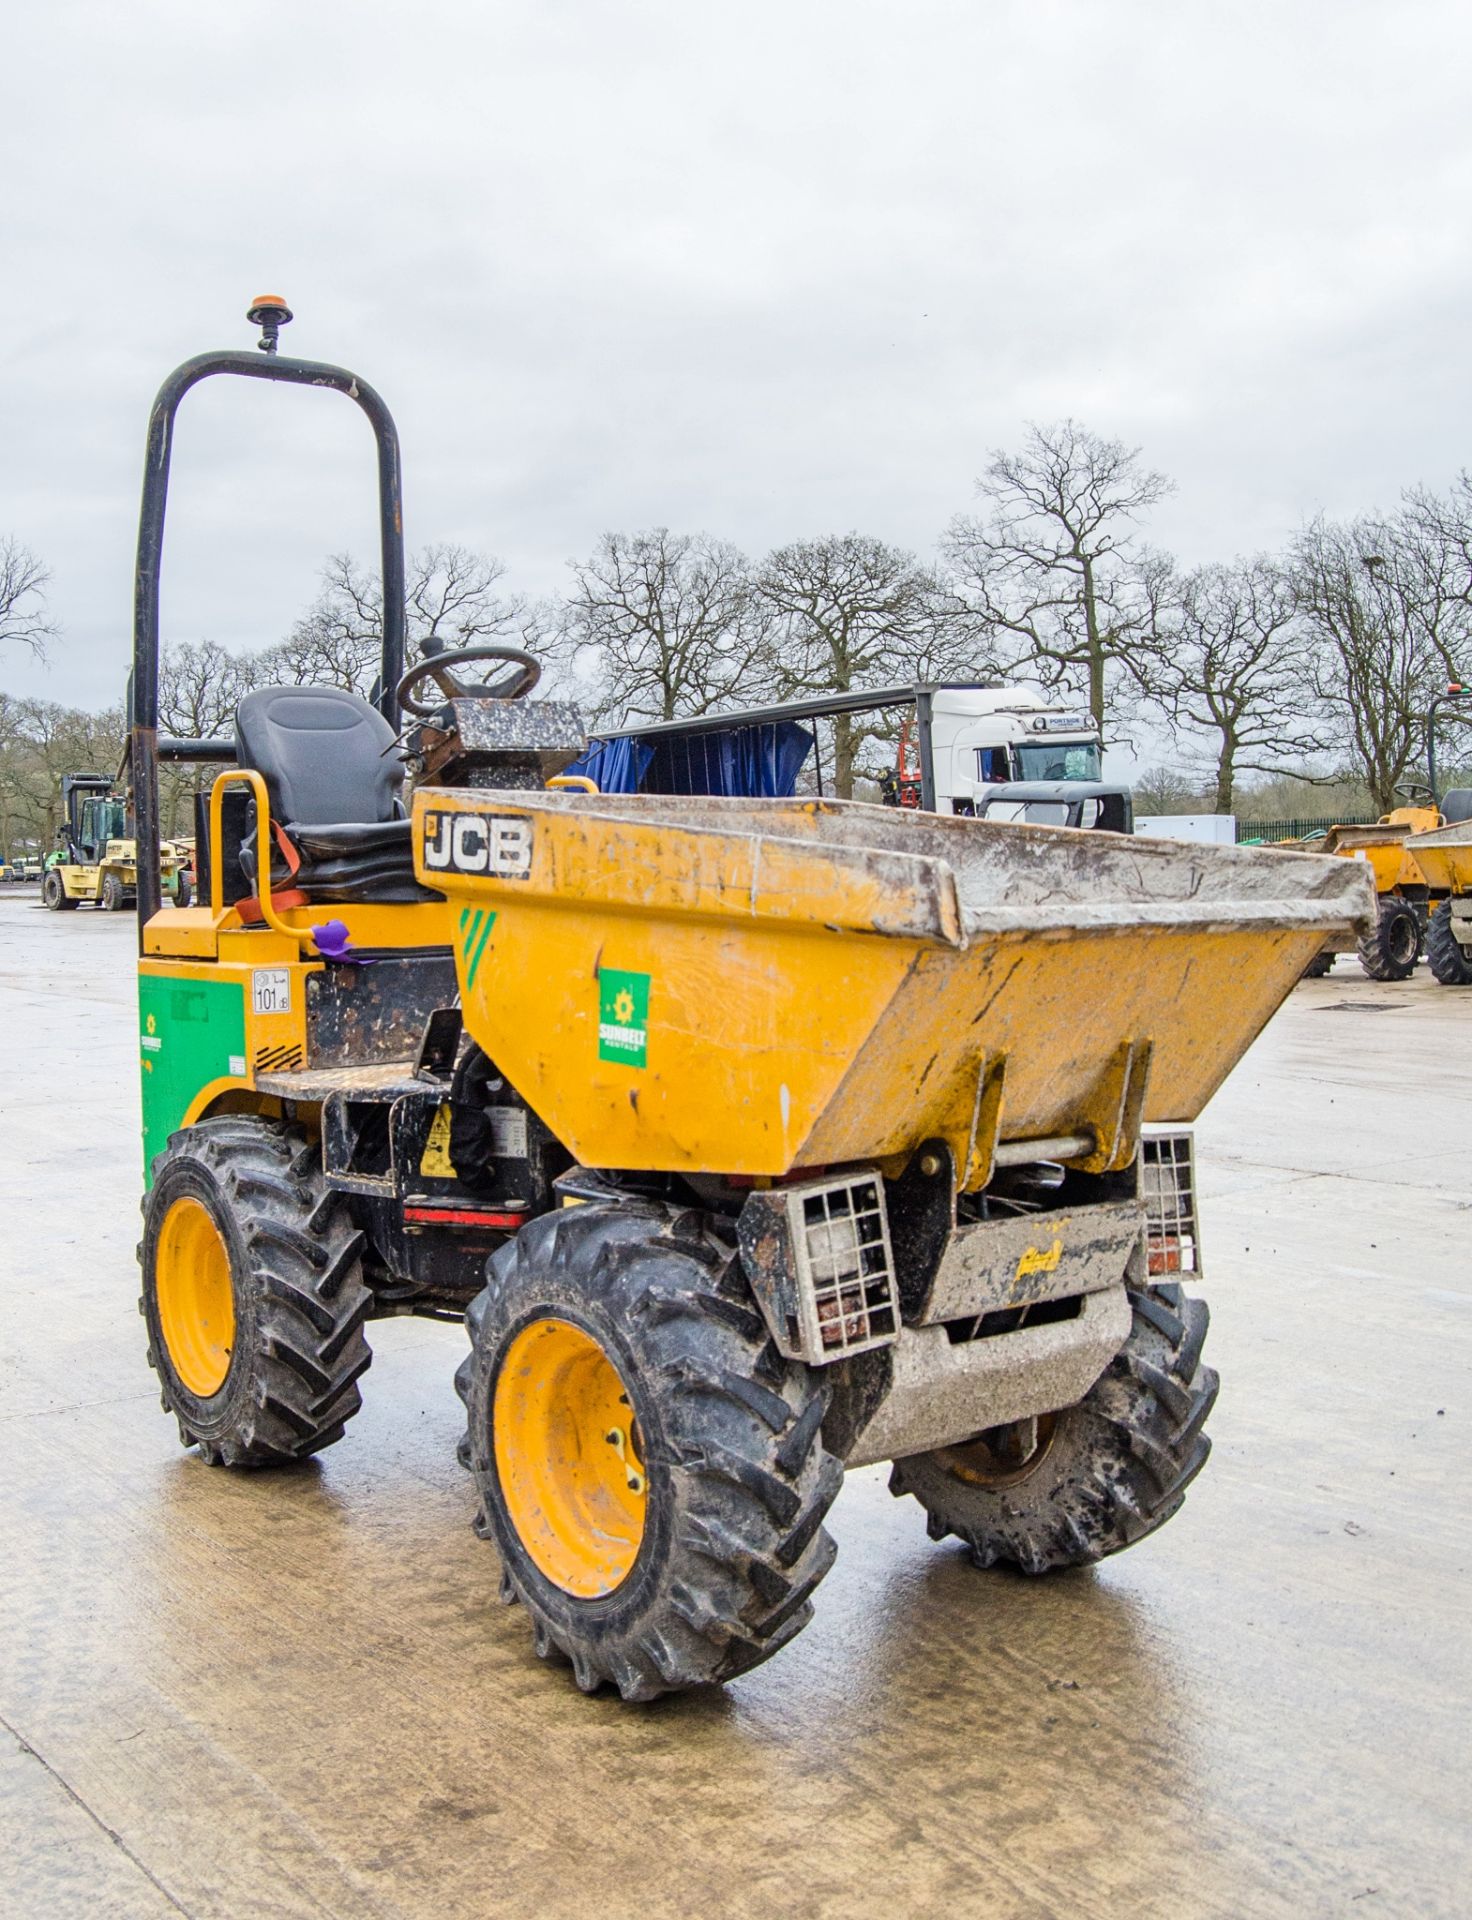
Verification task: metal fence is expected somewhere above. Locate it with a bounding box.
[1235,815,1376,844]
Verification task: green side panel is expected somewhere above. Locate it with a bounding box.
[139,973,247,1182]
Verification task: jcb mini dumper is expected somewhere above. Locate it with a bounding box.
[129,309,1373,1699]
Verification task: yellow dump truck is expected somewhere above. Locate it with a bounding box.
[1404,797,1472,984]
[125,306,1375,1701]
[1297,800,1440,979]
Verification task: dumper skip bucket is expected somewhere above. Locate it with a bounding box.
[413,791,1373,1183]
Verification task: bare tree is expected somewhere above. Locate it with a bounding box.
[943,421,1174,740]
[159,639,261,739]
[1137,557,1323,813]
[1290,514,1463,814]
[155,640,260,835]
[755,533,970,797]
[0,698,125,856]
[1404,472,1472,614]
[269,545,535,695]
[555,529,772,725]
[0,537,59,659]
[1131,764,1211,817]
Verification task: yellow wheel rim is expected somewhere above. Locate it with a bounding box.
[155,1195,236,1398]
[493,1317,647,1599]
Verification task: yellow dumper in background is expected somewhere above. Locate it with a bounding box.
[1405,808,1472,984]
[1298,800,1439,979]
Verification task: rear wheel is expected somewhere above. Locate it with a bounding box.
[100,870,127,911]
[42,871,77,911]
[174,870,193,908]
[140,1116,373,1466]
[1425,901,1472,986]
[1301,949,1335,979]
[457,1202,842,1700]
[1357,899,1421,981]
[890,1281,1217,1571]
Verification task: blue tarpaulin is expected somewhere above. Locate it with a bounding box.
[568,720,813,799]
[563,735,655,795]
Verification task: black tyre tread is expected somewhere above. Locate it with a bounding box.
[1426,901,1472,986]
[459,1203,842,1701]
[140,1116,372,1468]
[1357,900,1420,981]
[889,1280,1218,1573]
[1300,950,1334,978]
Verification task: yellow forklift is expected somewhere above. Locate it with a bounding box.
[42,772,191,911]
[128,301,1370,1700]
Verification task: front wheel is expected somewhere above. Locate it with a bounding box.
[42,870,77,911]
[457,1203,842,1700]
[1357,899,1421,981]
[1425,901,1472,986]
[1301,949,1335,979]
[890,1281,1218,1572]
[140,1117,373,1466]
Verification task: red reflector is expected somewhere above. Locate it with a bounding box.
[403,1207,528,1229]
[1148,1236,1182,1275]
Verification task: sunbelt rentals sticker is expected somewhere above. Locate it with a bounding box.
[598,967,649,1068]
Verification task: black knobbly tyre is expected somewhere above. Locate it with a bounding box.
[889,1281,1218,1573]
[140,1116,373,1467]
[1357,899,1421,981]
[1426,901,1472,986]
[101,870,127,911]
[42,870,77,911]
[1300,949,1334,979]
[457,1202,842,1701]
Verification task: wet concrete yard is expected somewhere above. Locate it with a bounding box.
[1,891,1468,1917]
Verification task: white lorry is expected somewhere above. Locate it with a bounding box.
[903,684,1104,814]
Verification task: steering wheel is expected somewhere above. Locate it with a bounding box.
[395,644,542,719]
[1393,779,1435,806]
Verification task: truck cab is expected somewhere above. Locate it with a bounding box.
[925,688,1103,815]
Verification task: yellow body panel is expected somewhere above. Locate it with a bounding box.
[412,789,1372,1181]
[1319,807,1440,895]
[1402,820,1472,894]
[143,900,453,958]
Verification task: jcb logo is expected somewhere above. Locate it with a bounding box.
[422,812,533,879]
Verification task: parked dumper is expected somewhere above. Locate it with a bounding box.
[128,306,1374,1700]
[1404,791,1472,984]
[1296,794,1440,979]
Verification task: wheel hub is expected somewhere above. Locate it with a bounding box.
[493,1317,647,1599]
[155,1195,235,1397]
[934,1411,1059,1489]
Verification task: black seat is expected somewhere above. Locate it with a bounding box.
[234,687,431,904]
[1441,788,1472,825]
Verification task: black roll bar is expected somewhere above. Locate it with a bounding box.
[130,332,405,939]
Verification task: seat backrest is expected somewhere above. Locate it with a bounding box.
[235,687,401,827]
[1440,788,1472,825]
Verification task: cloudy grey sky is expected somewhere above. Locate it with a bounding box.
[3,0,1470,716]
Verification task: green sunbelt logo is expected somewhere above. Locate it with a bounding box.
[598,968,650,1068]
